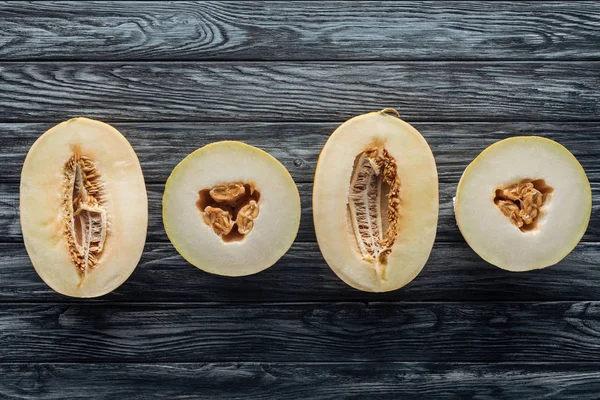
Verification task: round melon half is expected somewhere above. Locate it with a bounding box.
[455,136,591,271]
[313,109,439,292]
[20,118,148,297]
[163,141,300,276]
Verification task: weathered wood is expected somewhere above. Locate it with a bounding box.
[1,2,600,61]
[2,242,599,302]
[1,2,599,397]
[5,122,598,241]
[2,181,599,243]
[3,123,598,242]
[1,182,323,243]
[1,301,600,362]
[0,62,598,122]
[1,362,599,399]
[2,122,599,184]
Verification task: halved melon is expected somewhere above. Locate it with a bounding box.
[163,141,300,276]
[20,118,148,297]
[455,136,591,271]
[313,109,439,292]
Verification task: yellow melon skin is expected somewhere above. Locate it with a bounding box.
[313,109,439,292]
[20,118,148,297]
[163,141,301,277]
[455,136,591,272]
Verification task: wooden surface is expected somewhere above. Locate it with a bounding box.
[2,363,600,400]
[1,2,599,399]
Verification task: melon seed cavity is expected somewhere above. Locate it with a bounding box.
[494,179,553,232]
[63,151,107,282]
[197,183,261,242]
[347,147,401,278]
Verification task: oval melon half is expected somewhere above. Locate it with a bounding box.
[313,109,439,292]
[20,118,148,297]
[455,136,591,271]
[163,141,301,276]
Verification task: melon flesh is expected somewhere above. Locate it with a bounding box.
[163,141,300,276]
[20,118,148,297]
[455,136,591,271]
[313,109,439,292]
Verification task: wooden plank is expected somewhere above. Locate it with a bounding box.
[1,301,600,362]
[0,62,598,122]
[1,2,600,61]
[1,122,598,184]
[5,122,597,241]
[1,242,599,302]
[1,362,599,399]
[2,180,599,243]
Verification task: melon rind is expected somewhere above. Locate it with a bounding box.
[163,141,301,277]
[313,110,439,292]
[455,136,591,271]
[20,118,148,297]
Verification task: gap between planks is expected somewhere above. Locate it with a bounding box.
[0,300,597,305]
[2,361,600,365]
[2,119,600,125]
[4,59,600,63]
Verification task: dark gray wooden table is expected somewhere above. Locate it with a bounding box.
[1,2,599,398]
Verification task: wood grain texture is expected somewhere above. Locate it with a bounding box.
[2,122,598,242]
[1,2,600,61]
[2,180,599,243]
[2,122,599,184]
[1,302,600,362]
[1,242,599,302]
[2,1,600,397]
[0,62,598,122]
[2,362,600,400]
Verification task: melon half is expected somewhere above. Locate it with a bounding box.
[20,118,148,297]
[455,136,591,271]
[163,141,300,276]
[313,109,439,292]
